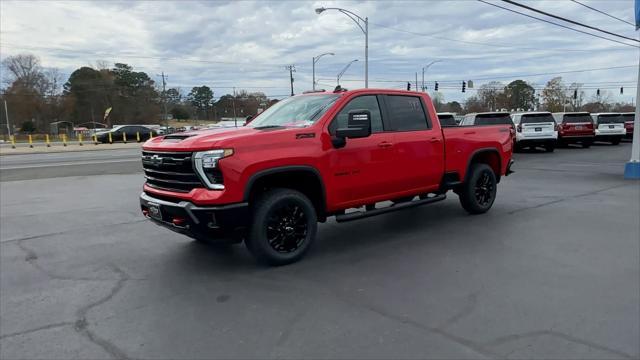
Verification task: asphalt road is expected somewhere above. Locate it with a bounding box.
[1,143,639,359]
[0,148,142,181]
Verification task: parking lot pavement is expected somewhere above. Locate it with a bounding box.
[1,143,638,359]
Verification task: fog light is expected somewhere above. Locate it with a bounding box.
[172,217,186,226]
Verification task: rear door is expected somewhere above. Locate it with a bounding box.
[520,113,556,138]
[561,114,594,137]
[596,114,626,135]
[381,94,444,193]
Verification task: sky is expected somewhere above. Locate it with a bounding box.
[0,0,637,104]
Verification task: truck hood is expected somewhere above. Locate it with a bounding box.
[142,126,308,151]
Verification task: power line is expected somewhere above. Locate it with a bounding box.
[570,0,635,27]
[499,0,639,43]
[477,0,639,48]
[369,21,628,53]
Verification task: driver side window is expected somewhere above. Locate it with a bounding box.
[329,95,384,135]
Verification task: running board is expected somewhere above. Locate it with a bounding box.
[335,194,447,223]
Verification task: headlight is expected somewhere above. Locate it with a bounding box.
[193,149,234,189]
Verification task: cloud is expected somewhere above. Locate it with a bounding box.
[0,0,636,102]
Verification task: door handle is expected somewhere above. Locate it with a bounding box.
[429,137,442,143]
[377,141,393,148]
[464,131,476,135]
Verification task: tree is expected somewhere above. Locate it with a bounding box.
[2,54,46,90]
[477,81,505,111]
[188,86,214,120]
[170,106,190,120]
[464,96,486,113]
[541,77,567,112]
[21,120,36,133]
[504,80,536,111]
[567,83,585,111]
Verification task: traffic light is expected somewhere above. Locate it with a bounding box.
[573,89,577,100]
[620,87,624,95]
[597,89,600,96]
[462,81,466,93]
[435,82,439,91]
[407,82,411,91]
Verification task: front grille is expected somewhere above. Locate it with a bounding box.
[142,151,203,193]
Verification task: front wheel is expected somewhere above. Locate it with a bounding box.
[458,164,497,215]
[246,188,317,266]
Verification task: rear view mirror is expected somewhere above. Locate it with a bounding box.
[335,109,371,139]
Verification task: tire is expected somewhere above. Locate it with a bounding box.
[545,144,555,153]
[246,188,317,266]
[514,143,522,153]
[581,142,591,149]
[458,163,497,215]
[611,138,621,145]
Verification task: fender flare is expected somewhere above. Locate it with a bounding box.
[243,165,327,208]
[465,148,502,183]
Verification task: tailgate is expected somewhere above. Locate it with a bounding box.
[521,122,555,137]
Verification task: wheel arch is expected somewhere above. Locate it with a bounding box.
[244,166,327,221]
[466,148,502,183]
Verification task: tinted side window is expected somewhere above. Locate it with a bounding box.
[385,95,429,131]
[475,114,513,125]
[330,95,383,134]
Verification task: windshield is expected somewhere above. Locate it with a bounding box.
[563,114,592,124]
[248,94,340,128]
[438,114,457,127]
[475,113,513,125]
[597,114,624,124]
[521,114,554,124]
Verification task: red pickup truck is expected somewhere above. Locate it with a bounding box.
[140,89,514,265]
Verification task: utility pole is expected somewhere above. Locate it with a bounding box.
[157,72,168,127]
[415,73,418,93]
[232,87,238,127]
[286,65,296,96]
[3,100,10,136]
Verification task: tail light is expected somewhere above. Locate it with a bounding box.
[516,124,522,132]
[586,123,594,130]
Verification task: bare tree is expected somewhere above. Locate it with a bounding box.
[2,54,44,89]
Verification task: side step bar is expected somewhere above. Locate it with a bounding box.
[335,194,447,223]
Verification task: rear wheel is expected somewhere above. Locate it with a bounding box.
[544,143,555,152]
[246,188,317,266]
[581,141,592,148]
[459,164,497,215]
[611,138,621,145]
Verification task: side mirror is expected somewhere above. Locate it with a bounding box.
[335,109,372,139]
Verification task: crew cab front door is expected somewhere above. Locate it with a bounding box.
[381,94,444,193]
[326,95,398,206]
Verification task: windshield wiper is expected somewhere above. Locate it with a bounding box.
[252,125,286,130]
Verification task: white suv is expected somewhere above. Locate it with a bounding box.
[511,112,558,152]
[591,113,626,145]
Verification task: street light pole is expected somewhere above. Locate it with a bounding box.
[316,7,368,88]
[312,52,334,91]
[3,100,10,136]
[623,31,640,179]
[421,60,442,93]
[337,59,358,86]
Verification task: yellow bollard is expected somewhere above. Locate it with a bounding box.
[78,133,83,146]
[45,134,51,147]
[108,132,113,144]
[149,131,154,140]
[62,134,67,147]
[136,131,140,142]
[123,132,127,144]
[28,134,33,148]
[10,135,16,149]
[93,133,98,145]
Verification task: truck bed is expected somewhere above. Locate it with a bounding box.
[442,125,514,180]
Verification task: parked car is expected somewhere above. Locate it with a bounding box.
[591,113,626,145]
[511,112,557,152]
[139,88,514,265]
[460,112,513,127]
[96,125,157,143]
[437,112,458,127]
[622,112,635,140]
[552,112,595,148]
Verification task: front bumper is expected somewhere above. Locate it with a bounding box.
[140,192,249,242]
